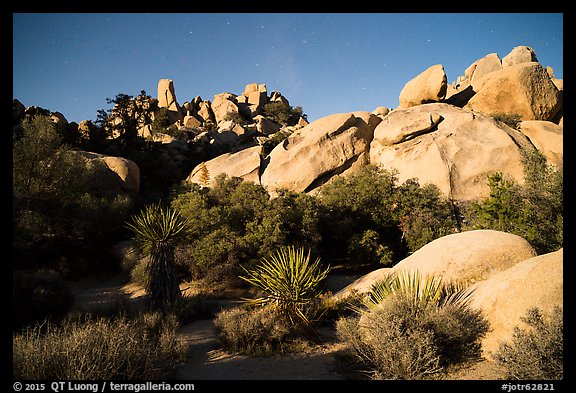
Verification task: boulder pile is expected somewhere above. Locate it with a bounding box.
[186,45,562,201]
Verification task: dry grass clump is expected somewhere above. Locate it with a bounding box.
[213,305,311,357]
[13,312,186,380]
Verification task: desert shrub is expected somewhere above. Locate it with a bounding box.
[336,311,441,380]
[13,312,186,380]
[493,306,563,380]
[393,179,456,252]
[240,246,330,327]
[169,182,219,238]
[213,305,305,356]
[318,165,458,268]
[421,303,490,366]
[180,226,244,287]
[261,129,293,155]
[469,150,562,254]
[336,272,489,379]
[241,190,323,263]
[261,101,304,126]
[469,171,523,232]
[223,110,251,125]
[492,113,522,130]
[13,269,74,330]
[517,150,563,253]
[170,177,323,289]
[149,107,173,135]
[130,257,151,288]
[318,165,401,267]
[347,229,394,266]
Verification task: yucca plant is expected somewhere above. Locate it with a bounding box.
[338,270,488,379]
[240,246,330,327]
[358,270,474,314]
[126,203,189,311]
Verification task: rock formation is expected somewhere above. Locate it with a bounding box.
[518,120,563,167]
[74,151,140,195]
[187,145,263,188]
[157,79,184,123]
[465,62,562,121]
[14,44,562,204]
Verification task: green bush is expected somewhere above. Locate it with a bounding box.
[492,113,522,130]
[347,229,394,266]
[223,110,251,126]
[493,306,563,380]
[179,226,244,287]
[261,129,293,155]
[13,312,186,380]
[318,165,457,267]
[318,165,400,266]
[170,176,323,289]
[150,107,171,135]
[393,179,456,252]
[13,115,134,276]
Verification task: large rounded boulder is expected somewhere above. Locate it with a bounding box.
[260,112,379,194]
[465,62,562,121]
[469,248,563,355]
[186,145,263,187]
[333,230,537,300]
[369,103,536,201]
[398,64,448,108]
[76,151,140,195]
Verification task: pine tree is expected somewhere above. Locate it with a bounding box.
[198,162,210,188]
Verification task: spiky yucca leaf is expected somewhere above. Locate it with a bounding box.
[357,270,475,314]
[126,203,189,253]
[240,246,330,326]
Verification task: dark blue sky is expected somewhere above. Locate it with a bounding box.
[13,13,563,123]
